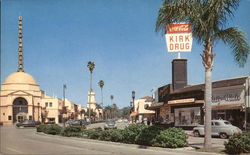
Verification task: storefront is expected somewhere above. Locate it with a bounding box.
[168,98,204,129]
[212,85,245,129]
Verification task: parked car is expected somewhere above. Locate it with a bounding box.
[16,120,39,128]
[117,119,123,123]
[66,119,88,128]
[104,119,117,130]
[65,119,74,126]
[123,119,128,123]
[193,120,242,138]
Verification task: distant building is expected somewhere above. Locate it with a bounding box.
[86,90,103,121]
[131,96,155,124]
[41,95,63,124]
[0,16,80,125]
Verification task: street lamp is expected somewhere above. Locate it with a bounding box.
[132,91,135,107]
[63,84,67,127]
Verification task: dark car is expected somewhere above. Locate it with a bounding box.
[104,119,117,130]
[16,120,39,128]
[69,120,87,128]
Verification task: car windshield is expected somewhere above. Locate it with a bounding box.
[224,121,232,125]
[106,120,115,124]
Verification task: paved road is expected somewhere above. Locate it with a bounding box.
[0,126,219,155]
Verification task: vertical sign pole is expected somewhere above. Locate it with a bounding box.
[178,52,181,59]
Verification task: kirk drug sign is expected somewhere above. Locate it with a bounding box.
[165,23,193,52]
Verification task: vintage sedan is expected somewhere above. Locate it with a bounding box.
[193,120,242,138]
[104,119,117,130]
[16,120,40,128]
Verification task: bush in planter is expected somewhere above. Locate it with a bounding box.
[152,127,188,148]
[86,129,102,139]
[99,129,123,142]
[44,124,63,135]
[135,125,164,145]
[224,132,250,154]
[61,126,82,137]
[37,124,49,132]
[122,123,147,144]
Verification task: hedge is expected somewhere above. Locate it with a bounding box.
[37,124,62,135]
[61,126,83,137]
[37,124,188,148]
[99,129,123,142]
[136,125,164,145]
[152,128,188,148]
[122,124,147,144]
[224,132,250,154]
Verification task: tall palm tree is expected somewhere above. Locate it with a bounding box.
[110,95,114,118]
[98,80,104,120]
[87,61,95,122]
[87,61,95,91]
[156,0,249,148]
[98,80,104,107]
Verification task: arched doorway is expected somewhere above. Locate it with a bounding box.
[13,97,28,123]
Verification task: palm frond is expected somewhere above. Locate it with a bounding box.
[214,27,249,67]
[155,0,201,34]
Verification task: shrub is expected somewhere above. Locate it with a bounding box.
[122,124,147,144]
[224,132,250,154]
[99,129,123,142]
[86,129,102,139]
[44,124,62,135]
[37,124,49,132]
[61,126,83,137]
[136,125,164,145]
[152,127,188,148]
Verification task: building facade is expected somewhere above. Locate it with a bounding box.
[0,16,81,125]
[146,76,250,129]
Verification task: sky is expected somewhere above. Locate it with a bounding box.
[1,0,250,108]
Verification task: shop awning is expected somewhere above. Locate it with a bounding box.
[130,112,137,117]
[212,104,243,110]
[145,102,164,110]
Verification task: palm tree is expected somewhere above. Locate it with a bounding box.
[87,61,95,91]
[87,61,95,122]
[98,80,104,120]
[98,80,105,107]
[156,0,249,148]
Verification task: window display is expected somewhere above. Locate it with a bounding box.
[174,107,201,126]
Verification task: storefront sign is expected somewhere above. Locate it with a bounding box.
[168,98,195,104]
[212,88,244,106]
[165,23,193,52]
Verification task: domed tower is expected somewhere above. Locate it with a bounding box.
[0,16,43,125]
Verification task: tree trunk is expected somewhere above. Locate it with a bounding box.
[204,68,212,148]
[89,72,92,122]
[201,38,214,148]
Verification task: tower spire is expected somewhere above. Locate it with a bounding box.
[17,16,24,72]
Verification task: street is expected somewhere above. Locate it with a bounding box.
[0,125,225,155]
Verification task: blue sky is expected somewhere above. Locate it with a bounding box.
[1,0,250,108]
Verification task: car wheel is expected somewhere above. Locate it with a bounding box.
[219,133,228,139]
[193,130,200,137]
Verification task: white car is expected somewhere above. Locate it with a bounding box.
[117,119,123,123]
[193,120,242,139]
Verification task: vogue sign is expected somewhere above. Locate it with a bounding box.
[165,23,193,52]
